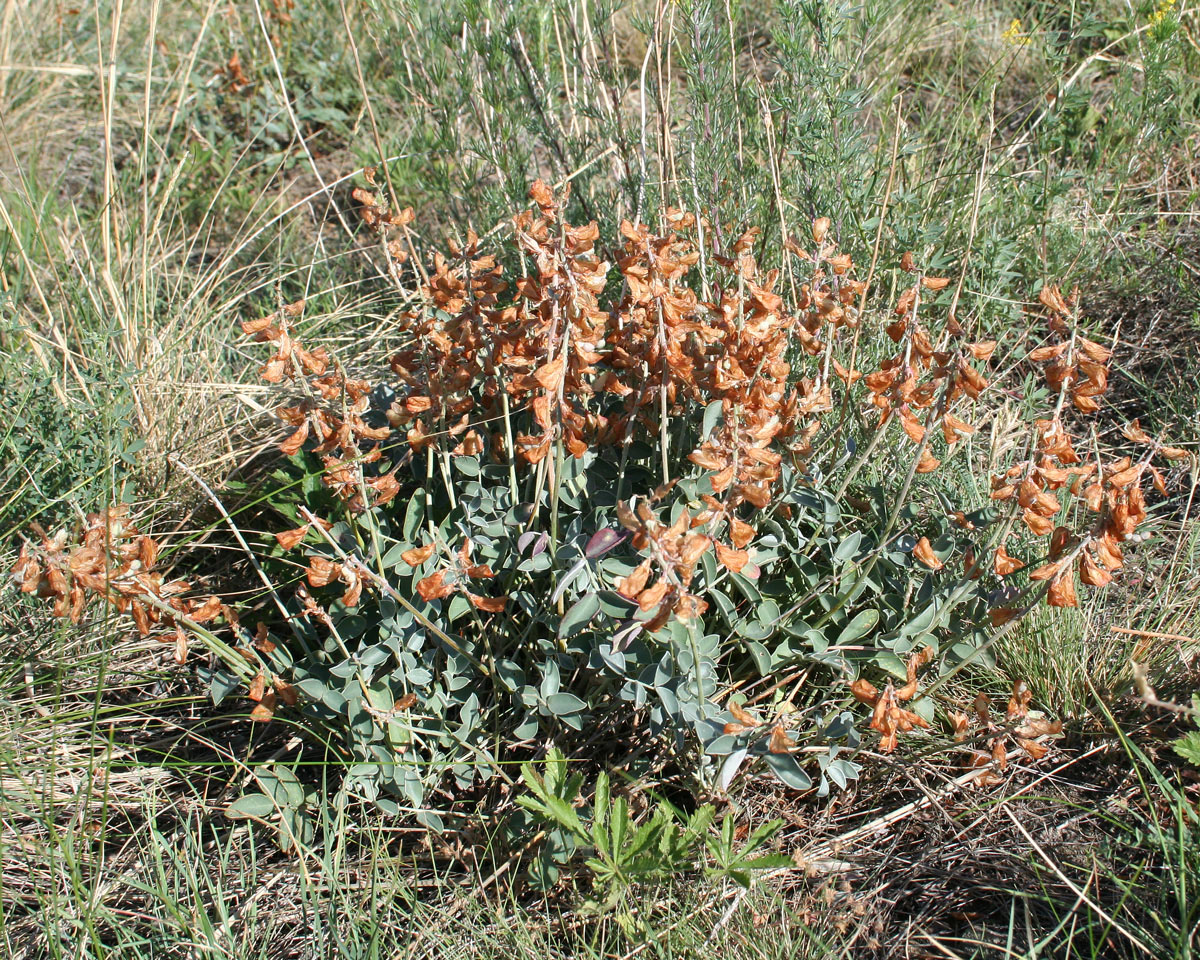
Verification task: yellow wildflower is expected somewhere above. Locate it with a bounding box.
[1002,18,1032,46]
[1150,0,1177,26]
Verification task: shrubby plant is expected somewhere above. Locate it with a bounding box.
[14,178,1188,841]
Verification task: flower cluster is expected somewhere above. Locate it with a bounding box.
[614,493,712,632]
[10,506,222,664]
[408,538,507,613]
[949,681,1063,787]
[850,646,935,753]
[865,253,993,474]
[244,300,398,514]
[987,286,1187,612]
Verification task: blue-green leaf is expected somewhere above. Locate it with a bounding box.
[764,752,812,791]
[837,608,879,645]
[545,693,586,716]
[226,793,275,820]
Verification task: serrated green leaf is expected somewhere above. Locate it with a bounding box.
[1173,730,1200,766]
